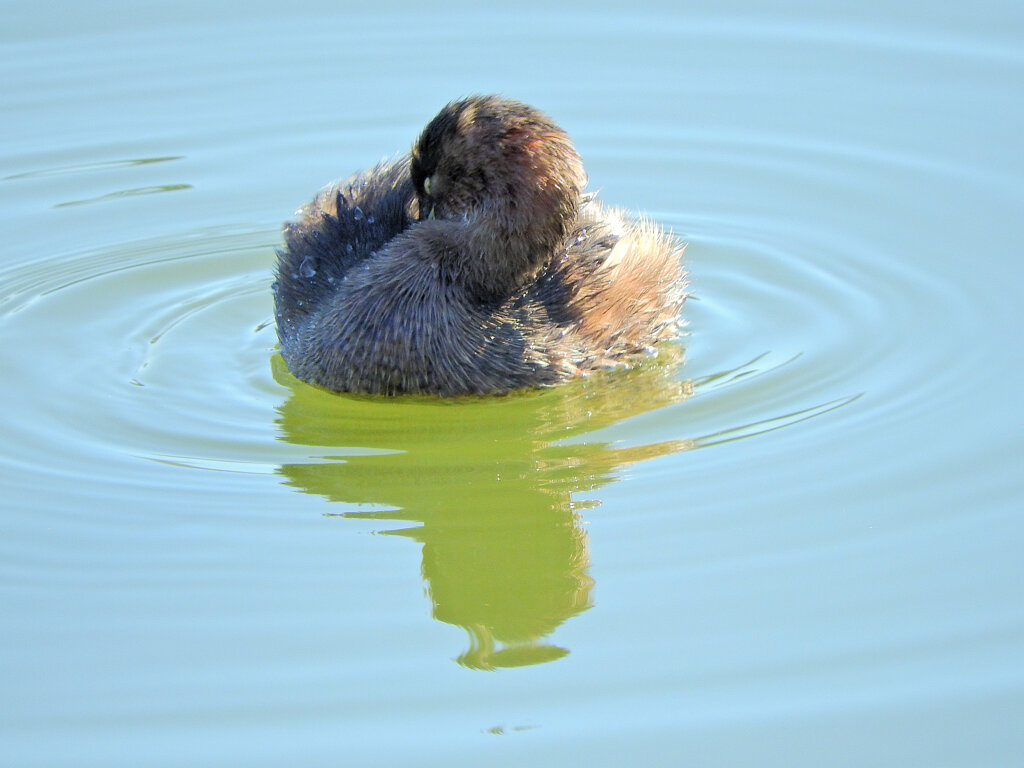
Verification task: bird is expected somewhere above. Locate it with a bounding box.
[274,95,686,396]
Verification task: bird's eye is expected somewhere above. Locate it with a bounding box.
[423,176,433,196]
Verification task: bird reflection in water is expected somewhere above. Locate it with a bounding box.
[272,349,692,669]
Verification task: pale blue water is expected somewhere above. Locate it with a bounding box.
[2,1,1023,766]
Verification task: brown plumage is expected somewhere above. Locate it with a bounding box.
[274,95,687,396]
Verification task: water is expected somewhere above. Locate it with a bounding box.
[2,1,1022,766]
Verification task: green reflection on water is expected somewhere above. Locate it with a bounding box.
[53,183,192,208]
[271,350,692,669]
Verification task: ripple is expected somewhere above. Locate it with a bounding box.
[2,155,184,181]
[0,229,283,483]
[615,126,987,458]
[53,182,192,208]
[0,188,954,496]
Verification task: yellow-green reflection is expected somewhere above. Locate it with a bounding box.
[272,349,692,669]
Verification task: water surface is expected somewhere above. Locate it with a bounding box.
[2,1,1022,766]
